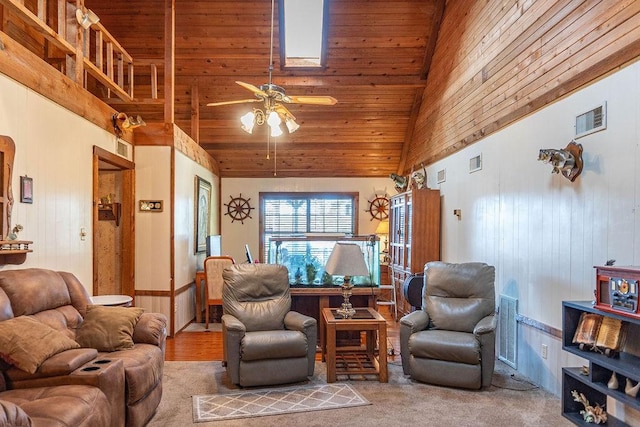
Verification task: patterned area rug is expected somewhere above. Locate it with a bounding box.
[192,383,370,422]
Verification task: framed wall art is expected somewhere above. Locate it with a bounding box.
[194,176,212,254]
[20,175,33,204]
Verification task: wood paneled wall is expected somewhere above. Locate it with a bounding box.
[405,0,640,173]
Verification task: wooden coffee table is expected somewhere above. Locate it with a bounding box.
[321,307,388,383]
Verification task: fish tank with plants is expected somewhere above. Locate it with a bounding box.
[267,235,380,287]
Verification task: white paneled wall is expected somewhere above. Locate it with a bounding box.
[135,146,172,294]
[221,177,392,262]
[0,74,116,289]
[425,61,640,399]
[173,150,218,332]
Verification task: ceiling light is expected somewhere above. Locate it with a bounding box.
[76,8,100,29]
[285,116,300,133]
[240,111,256,134]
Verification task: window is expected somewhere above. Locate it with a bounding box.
[279,0,328,68]
[259,192,359,261]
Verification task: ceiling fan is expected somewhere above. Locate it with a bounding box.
[206,0,337,136]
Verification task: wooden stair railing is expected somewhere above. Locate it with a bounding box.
[0,0,160,104]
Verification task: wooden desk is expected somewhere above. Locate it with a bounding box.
[321,307,388,383]
[195,271,205,323]
[193,278,379,326]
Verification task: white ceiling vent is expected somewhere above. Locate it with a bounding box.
[469,154,482,173]
[575,102,606,138]
[437,169,446,183]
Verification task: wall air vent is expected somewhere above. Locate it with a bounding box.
[469,154,482,173]
[498,294,518,369]
[116,139,132,160]
[575,102,606,138]
[437,169,446,183]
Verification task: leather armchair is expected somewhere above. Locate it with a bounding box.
[400,261,496,389]
[221,264,317,387]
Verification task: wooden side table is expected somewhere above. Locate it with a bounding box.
[321,307,388,383]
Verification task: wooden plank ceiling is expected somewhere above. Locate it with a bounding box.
[86,0,442,178]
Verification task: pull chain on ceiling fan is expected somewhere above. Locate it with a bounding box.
[207,0,337,144]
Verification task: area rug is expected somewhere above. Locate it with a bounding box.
[193,383,370,422]
[149,361,568,426]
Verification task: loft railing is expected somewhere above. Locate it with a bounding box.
[0,0,159,103]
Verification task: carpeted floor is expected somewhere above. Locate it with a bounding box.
[149,360,571,426]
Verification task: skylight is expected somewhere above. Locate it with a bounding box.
[279,0,327,68]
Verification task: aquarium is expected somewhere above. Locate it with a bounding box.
[267,235,380,286]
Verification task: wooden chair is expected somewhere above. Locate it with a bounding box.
[204,256,235,329]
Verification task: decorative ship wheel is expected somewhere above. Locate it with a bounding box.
[224,194,254,224]
[366,194,389,221]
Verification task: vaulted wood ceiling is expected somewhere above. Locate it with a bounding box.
[87,0,444,178]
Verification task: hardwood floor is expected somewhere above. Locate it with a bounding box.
[165,306,402,362]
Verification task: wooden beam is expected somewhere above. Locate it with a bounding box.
[190,78,199,143]
[164,0,175,123]
[0,29,126,140]
[419,0,445,79]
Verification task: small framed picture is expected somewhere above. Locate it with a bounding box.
[20,176,33,204]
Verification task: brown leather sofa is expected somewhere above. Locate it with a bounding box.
[0,268,167,427]
[0,370,111,426]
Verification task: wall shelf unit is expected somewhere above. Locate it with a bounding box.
[0,240,33,265]
[562,300,640,425]
[98,203,121,226]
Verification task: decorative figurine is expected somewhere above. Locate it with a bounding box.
[571,390,607,424]
[625,378,640,397]
[607,372,618,389]
[537,140,583,182]
[389,173,408,193]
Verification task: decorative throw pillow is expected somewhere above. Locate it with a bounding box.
[76,305,145,352]
[0,316,80,374]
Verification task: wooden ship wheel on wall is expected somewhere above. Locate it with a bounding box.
[224,194,254,224]
[366,194,390,221]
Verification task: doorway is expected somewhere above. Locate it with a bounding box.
[93,146,135,298]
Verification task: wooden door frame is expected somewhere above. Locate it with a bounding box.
[92,146,135,299]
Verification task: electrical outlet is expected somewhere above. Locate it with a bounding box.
[541,344,548,359]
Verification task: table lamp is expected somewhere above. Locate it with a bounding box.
[375,219,390,259]
[324,242,369,318]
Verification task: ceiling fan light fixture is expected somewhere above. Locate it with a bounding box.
[240,111,256,134]
[270,123,283,137]
[285,116,300,133]
[267,110,282,127]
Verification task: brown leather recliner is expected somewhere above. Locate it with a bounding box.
[0,268,166,427]
[221,264,317,387]
[400,261,497,389]
[0,369,111,427]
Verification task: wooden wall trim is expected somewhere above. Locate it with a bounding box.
[516,313,562,339]
[135,123,219,176]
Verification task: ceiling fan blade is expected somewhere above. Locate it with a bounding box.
[286,95,338,106]
[236,81,268,97]
[274,104,296,120]
[206,99,261,107]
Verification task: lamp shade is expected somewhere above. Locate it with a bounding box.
[375,220,389,235]
[324,243,369,277]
